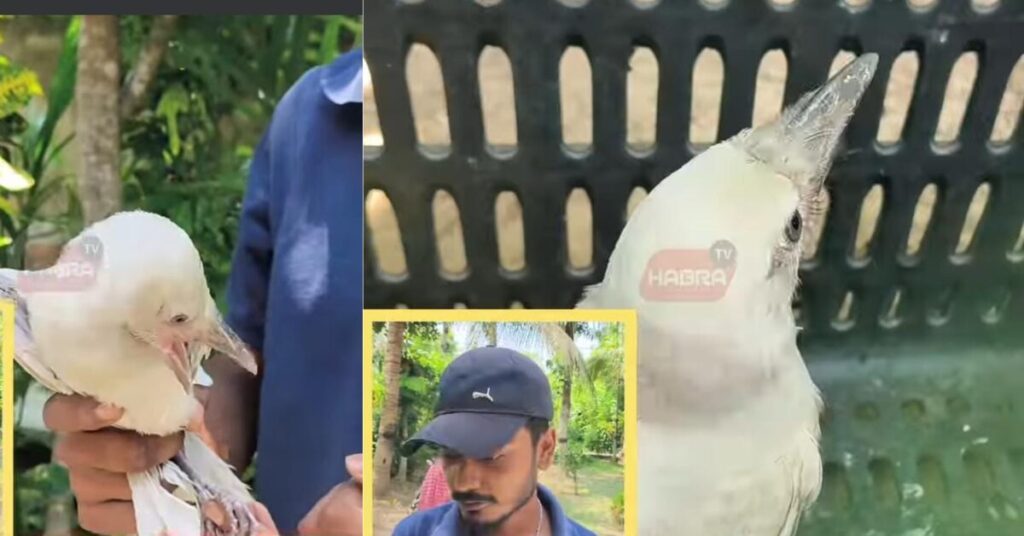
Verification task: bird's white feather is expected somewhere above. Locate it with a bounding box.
[129,463,202,536]
[577,55,876,535]
[182,432,252,501]
[0,269,73,394]
[4,211,256,535]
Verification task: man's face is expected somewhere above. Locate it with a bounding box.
[441,426,556,530]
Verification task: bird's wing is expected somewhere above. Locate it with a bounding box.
[0,269,74,395]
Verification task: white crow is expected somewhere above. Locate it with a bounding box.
[578,54,879,535]
[1,210,260,536]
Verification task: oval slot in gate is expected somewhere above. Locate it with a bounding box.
[366,189,408,278]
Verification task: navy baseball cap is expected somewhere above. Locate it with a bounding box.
[400,346,553,459]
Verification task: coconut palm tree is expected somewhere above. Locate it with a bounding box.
[374,321,406,492]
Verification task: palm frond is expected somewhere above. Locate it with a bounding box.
[458,321,594,390]
[539,322,593,392]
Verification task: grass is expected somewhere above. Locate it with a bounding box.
[539,458,624,536]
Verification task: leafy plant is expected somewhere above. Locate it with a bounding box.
[15,463,71,534]
[561,438,588,496]
[0,15,81,268]
[611,490,625,527]
[119,15,360,301]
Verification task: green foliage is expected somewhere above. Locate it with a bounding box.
[0,16,81,267]
[15,463,70,534]
[373,322,451,481]
[561,438,588,495]
[119,15,360,300]
[549,324,625,456]
[571,380,619,453]
[0,58,42,118]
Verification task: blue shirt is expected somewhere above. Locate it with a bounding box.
[225,48,363,531]
[393,485,596,536]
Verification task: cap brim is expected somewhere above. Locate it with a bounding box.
[400,412,527,459]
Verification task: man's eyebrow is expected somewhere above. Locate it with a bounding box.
[490,444,514,457]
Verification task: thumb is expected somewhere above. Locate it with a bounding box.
[345,454,363,483]
[250,503,279,536]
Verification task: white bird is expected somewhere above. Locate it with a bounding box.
[1,210,260,536]
[578,54,879,535]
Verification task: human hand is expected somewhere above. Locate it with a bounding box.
[297,454,363,536]
[44,394,182,534]
[251,502,281,535]
[190,386,230,460]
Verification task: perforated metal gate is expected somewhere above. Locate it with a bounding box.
[363,0,1024,534]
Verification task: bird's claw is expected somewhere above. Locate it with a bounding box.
[195,485,256,535]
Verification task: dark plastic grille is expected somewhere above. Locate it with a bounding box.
[364,1,1024,533]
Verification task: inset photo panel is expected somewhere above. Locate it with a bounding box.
[363,309,637,536]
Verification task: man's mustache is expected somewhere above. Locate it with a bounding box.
[452,491,496,504]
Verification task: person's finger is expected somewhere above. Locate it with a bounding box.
[298,483,362,536]
[43,394,123,433]
[251,502,279,536]
[345,454,363,483]
[76,500,136,535]
[54,429,182,473]
[297,488,330,535]
[68,466,132,503]
[317,484,362,534]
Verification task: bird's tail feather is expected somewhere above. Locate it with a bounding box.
[128,463,201,536]
[182,431,253,501]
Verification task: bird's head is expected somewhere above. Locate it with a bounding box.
[605,54,878,332]
[76,211,258,390]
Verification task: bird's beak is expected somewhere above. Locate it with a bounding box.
[157,335,193,391]
[785,53,878,188]
[199,321,259,376]
[197,321,258,375]
[739,53,879,191]
[199,296,259,376]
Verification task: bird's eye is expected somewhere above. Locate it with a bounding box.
[170,314,189,324]
[785,211,802,243]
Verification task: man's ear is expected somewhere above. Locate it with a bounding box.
[537,429,557,470]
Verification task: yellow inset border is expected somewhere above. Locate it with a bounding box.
[2,299,14,536]
[362,308,638,535]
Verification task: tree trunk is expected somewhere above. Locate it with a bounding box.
[485,323,497,346]
[76,15,121,224]
[396,416,408,482]
[374,321,406,493]
[120,15,178,119]
[441,323,453,353]
[558,322,575,451]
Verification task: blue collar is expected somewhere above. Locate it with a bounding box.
[430,484,585,536]
[320,47,363,105]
